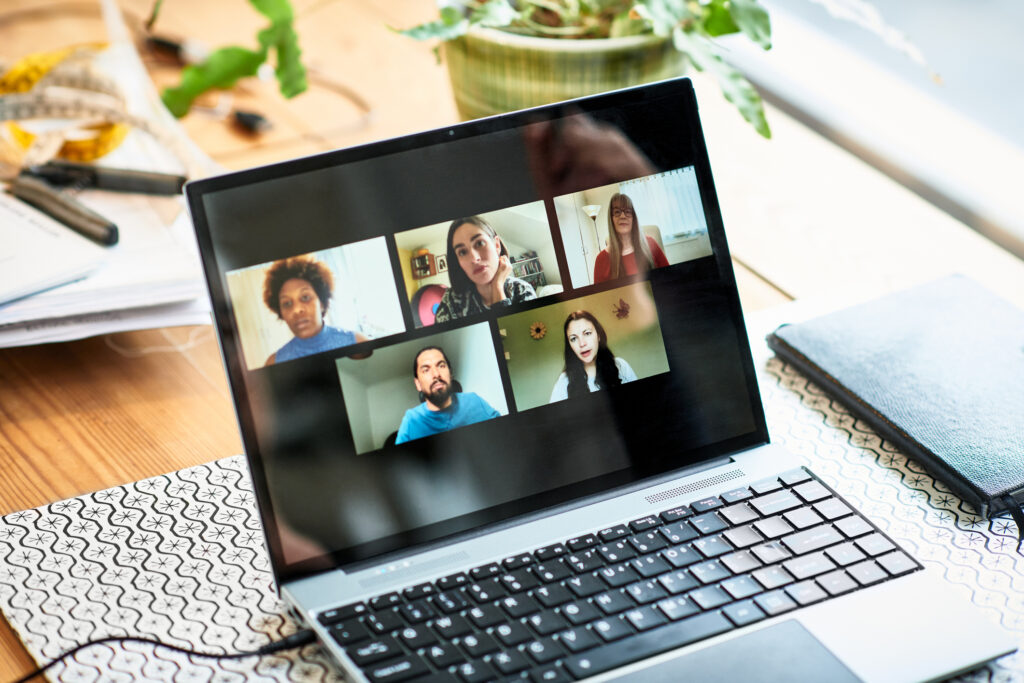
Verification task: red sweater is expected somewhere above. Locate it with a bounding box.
[593,236,669,283]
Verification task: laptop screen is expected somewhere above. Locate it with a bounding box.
[187,78,768,581]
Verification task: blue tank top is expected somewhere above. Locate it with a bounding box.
[274,325,357,362]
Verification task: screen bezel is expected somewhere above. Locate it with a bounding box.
[185,77,770,583]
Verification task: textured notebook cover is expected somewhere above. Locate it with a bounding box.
[767,275,1024,516]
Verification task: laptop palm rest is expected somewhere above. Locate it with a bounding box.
[618,620,861,683]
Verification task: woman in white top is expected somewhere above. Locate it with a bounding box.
[550,310,637,402]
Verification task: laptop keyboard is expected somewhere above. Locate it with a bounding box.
[315,467,920,682]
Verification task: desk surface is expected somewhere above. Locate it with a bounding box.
[1,0,1022,676]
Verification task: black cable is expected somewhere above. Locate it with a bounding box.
[10,629,316,683]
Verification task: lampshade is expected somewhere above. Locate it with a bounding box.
[582,204,601,219]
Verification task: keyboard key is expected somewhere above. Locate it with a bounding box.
[754,589,797,616]
[813,498,854,520]
[467,604,505,628]
[563,612,731,678]
[625,605,669,631]
[751,540,792,564]
[783,551,838,580]
[504,553,535,570]
[565,549,604,573]
[689,560,731,584]
[690,512,727,535]
[370,593,402,610]
[848,560,887,586]
[689,585,731,609]
[625,579,669,605]
[783,506,824,530]
[723,525,763,548]
[566,534,598,551]
[432,614,472,638]
[533,560,572,583]
[499,569,538,593]
[527,610,570,636]
[723,599,766,626]
[561,599,601,625]
[720,503,759,526]
[458,632,499,657]
[825,542,867,567]
[779,468,813,486]
[592,616,635,642]
[598,541,637,563]
[467,578,505,603]
[425,643,464,669]
[493,620,532,646]
[693,534,734,558]
[817,569,858,596]
[500,594,540,618]
[657,569,699,595]
[661,544,701,568]
[720,549,762,574]
[877,551,917,576]
[534,583,573,607]
[597,563,640,588]
[720,575,761,600]
[785,580,828,606]
[594,589,635,615]
[835,516,874,539]
[720,486,754,504]
[398,600,434,623]
[749,490,802,517]
[659,505,692,522]
[433,590,470,614]
[793,480,831,503]
[531,665,571,683]
[660,521,699,544]
[753,515,795,539]
[656,595,700,621]
[559,626,601,652]
[855,533,896,556]
[365,609,403,634]
[599,524,631,542]
[398,623,439,649]
[437,573,469,590]
[348,636,402,666]
[491,649,530,676]
[469,563,501,581]
[691,496,724,512]
[630,554,672,578]
[752,565,795,590]
[781,525,844,555]
[329,619,369,645]
[319,602,367,625]
[750,478,783,495]
[565,573,605,598]
[629,531,668,554]
[524,637,563,664]
[629,515,661,532]
[455,659,494,683]
[366,655,430,683]
[535,543,568,561]
[403,582,436,600]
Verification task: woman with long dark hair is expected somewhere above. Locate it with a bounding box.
[433,215,536,323]
[592,192,669,283]
[549,310,637,402]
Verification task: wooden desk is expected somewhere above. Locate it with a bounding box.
[0,0,1020,677]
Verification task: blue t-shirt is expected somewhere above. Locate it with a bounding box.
[396,392,501,444]
[274,325,357,363]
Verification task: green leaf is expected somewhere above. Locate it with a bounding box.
[470,0,519,27]
[248,0,294,24]
[632,0,691,37]
[258,21,308,98]
[728,0,771,49]
[398,6,470,42]
[672,27,771,137]
[703,0,740,36]
[161,46,266,118]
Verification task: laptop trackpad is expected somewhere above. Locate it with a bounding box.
[620,620,862,683]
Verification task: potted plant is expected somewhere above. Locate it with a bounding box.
[402,0,927,139]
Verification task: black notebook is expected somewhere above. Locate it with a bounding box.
[766,275,1024,527]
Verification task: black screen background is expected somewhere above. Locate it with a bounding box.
[188,79,768,581]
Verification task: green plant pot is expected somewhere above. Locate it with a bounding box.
[443,27,687,120]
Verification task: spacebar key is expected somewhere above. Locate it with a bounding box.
[564,612,732,678]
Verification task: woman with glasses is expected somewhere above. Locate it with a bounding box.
[592,192,669,284]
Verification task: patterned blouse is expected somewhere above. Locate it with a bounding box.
[433,277,536,323]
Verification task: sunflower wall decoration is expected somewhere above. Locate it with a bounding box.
[529,321,547,340]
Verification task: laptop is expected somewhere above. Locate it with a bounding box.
[185,78,1014,682]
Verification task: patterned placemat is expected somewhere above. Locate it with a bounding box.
[1,356,1022,680]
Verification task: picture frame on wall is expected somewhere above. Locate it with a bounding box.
[436,255,448,273]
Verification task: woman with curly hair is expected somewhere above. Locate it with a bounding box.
[433,215,536,323]
[592,192,669,283]
[549,310,637,402]
[262,255,369,365]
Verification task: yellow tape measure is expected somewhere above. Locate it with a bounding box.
[0,44,129,162]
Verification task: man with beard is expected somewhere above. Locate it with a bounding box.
[395,346,501,444]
